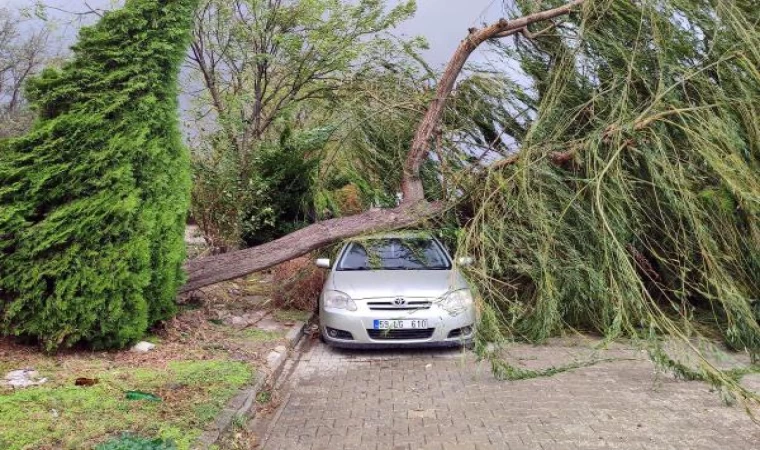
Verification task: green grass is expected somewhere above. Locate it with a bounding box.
[272,309,311,323]
[96,434,175,450]
[0,360,254,450]
[255,390,272,404]
[239,328,285,341]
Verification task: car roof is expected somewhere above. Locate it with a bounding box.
[345,231,435,242]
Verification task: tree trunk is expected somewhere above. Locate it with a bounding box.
[181,201,444,292]
[182,0,585,291]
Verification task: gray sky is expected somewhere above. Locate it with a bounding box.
[393,0,508,68]
[4,0,511,69]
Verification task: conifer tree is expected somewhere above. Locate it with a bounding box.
[0,0,199,350]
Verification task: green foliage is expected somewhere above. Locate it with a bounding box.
[256,390,272,404]
[96,435,176,450]
[460,0,760,401]
[192,126,331,249]
[187,0,419,247]
[0,0,199,350]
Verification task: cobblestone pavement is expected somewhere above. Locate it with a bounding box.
[251,337,760,450]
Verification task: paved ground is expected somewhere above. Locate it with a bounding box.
[249,337,760,450]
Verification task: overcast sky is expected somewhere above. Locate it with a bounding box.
[4,0,511,69]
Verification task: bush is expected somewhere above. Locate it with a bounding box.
[0,0,199,350]
[191,126,330,250]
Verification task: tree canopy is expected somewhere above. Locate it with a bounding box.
[460,0,760,399]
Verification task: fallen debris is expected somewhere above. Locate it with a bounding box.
[2,369,48,389]
[131,341,156,353]
[125,390,162,402]
[75,377,99,387]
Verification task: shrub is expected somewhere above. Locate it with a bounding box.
[0,0,199,350]
[191,126,330,250]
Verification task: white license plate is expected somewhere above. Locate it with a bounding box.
[373,319,428,330]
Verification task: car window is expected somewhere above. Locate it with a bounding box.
[337,238,451,271]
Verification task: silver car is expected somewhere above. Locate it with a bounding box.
[316,233,476,348]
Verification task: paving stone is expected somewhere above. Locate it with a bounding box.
[255,339,760,449]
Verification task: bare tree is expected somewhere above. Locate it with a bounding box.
[183,0,586,292]
[0,8,49,139]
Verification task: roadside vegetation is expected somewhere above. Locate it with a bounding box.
[0,358,251,449]
[0,269,299,449]
[0,0,199,350]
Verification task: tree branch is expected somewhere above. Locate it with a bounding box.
[400,0,585,203]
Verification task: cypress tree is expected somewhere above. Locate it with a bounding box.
[0,0,199,350]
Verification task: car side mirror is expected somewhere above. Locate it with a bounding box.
[457,256,474,267]
[316,258,332,269]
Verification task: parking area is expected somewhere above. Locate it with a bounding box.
[250,337,760,450]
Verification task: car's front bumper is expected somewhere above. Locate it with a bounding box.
[319,302,476,348]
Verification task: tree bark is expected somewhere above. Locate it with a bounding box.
[182,0,585,291]
[181,201,445,292]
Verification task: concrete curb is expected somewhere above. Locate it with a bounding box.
[193,313,313,449]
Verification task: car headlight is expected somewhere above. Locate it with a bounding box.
[440,289,474,313]
[323,290,357,311]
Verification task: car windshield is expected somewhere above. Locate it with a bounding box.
[337,238,451,271]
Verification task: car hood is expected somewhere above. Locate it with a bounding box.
[328,270,466,300]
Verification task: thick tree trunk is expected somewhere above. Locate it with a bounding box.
[181,201,444,292]
[182,0,584,291]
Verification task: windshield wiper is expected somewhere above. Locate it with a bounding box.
[340,267,371,271]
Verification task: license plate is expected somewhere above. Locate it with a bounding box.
[373,319,428,330]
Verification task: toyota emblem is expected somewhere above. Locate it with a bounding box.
[394,297,406,306]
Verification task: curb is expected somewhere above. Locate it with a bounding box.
[193,314,313,449]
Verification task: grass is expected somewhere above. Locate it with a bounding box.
[238,328,284,342]
[272,309,311,323]
[255,390,272,404]
[0,360,253,450]
[96,434,175,450]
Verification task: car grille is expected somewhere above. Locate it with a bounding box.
[367,328,435,340]
[367,300,433,311]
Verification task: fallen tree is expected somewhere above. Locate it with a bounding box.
[181,0,587,292]
[457,0,760,405]
[183,201,445,291]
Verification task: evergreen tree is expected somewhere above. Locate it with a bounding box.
[0,0,199,350]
